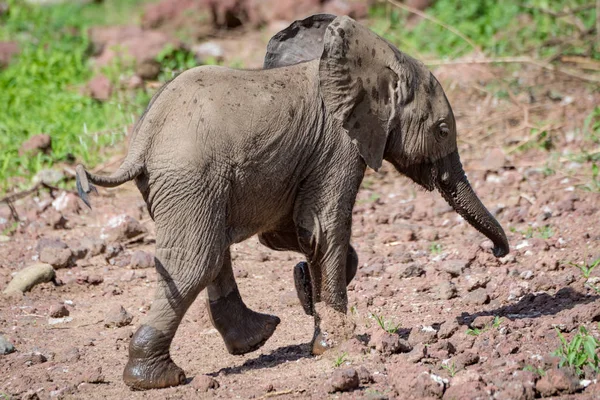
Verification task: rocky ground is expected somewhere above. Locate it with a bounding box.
[1,2,600,400]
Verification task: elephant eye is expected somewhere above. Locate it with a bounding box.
[439,122,450,138]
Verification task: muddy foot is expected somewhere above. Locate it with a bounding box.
[208,290,281,355]
[293,261,313,316]
[123,325,187,390]
[311,303,356,356]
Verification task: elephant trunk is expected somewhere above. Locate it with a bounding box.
[435,151,509,258]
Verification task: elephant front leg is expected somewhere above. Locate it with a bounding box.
[297,227,356,355]
[293,245,358,316]
[259,230,358,316]
[206,249,280,355]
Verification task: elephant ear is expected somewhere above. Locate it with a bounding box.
[264,14,336,69]
[319,16,415,170]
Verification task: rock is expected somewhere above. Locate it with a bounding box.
[435,281,457,300]
[52,191,82,214]
[39,247,72,268]
[0,334,15,355]
[49,303,69,318]
[438,320,459,339]
[443,382,488,399]
[126,75,144,89]
[20,352,47,366]
[33,168,64,185]
[82,366,105,384]
[0,41,19,67]
[142,0,198,29]
[19,134,51,156]
[322,0,369,19]
[464,288,490,305]
[519,270,534,280]
[103,215,146,242]
[42,208,68,229]
[482,147,506,171]
[535,368,579,397]
[130,250,154,269]
[369,330,412,355]
[410,372,446,399]
[407,343,427,363]
[408,325,438,346]
[87,74,112,101]
[471,315,495,329]
[396,227,416,241]
[328,368,359,393]
[464,274,490,291]
[57,347,80,363]
[81,237,106,256]
[135,59,161,80]
[440,259,469,277]
[356,365,373,384]
[453,351,479,370]
[398,262,425,278]
[420,228,439,241]
[105,242,123,260]
[104,305,133,328]
[192,375,219,392]
[35,237,68,253]
[360,257,385,277]
[3,263,56,294]
[90,25,181,67]
[193,41,224,64]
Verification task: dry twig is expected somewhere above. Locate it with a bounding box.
[425,56,600,83]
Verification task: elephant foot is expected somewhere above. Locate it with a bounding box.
[293,261,313,316]
[310,303,356,356]
[208,290,280,355]
[123,325,186,390]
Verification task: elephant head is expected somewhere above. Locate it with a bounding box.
[264,15,509,258]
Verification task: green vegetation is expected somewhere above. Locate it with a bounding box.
[553,325,600,377]
[566,256,600,279]
[429,242,443,255]
[523,364,546,376]
[467,316,504,336]
[0,0,159,192]
[369,0,599,60]
[333,352,349,368]
[441,361,458,377]
[510,225,554,240]
[372,313,401,334]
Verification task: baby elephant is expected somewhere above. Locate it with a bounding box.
[76,14,509,390]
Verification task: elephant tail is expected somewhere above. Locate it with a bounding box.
[75,162,143,209]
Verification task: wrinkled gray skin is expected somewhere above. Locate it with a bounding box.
[76,14,509,390]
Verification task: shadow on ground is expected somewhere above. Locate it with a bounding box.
[457,287,599,325]
[208,343,313,376]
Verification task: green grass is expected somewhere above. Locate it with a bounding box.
[0,0,158,192]
[369,0,599,60]
[429,242,443,255]
[372,313,401,334]
[510,225,554,240]
[441,361,458,377]
[333,352,349,368]
[467,316,504,336]
[523,364,546,376]
[553,325,600,377]
[566,256,600,279]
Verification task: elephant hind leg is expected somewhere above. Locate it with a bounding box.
[207,249,280,355]
[124,230,227,390]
